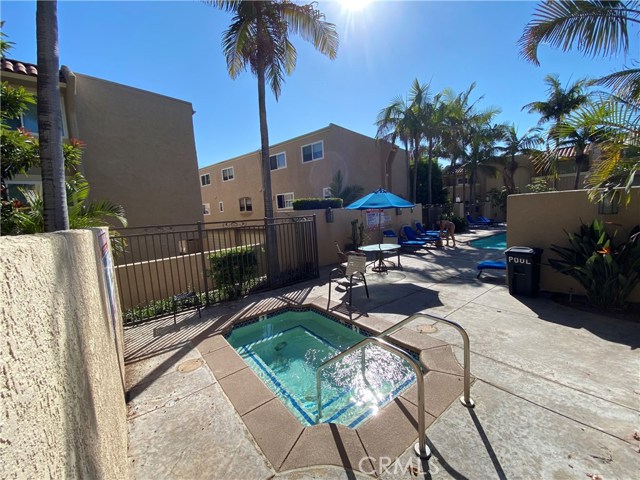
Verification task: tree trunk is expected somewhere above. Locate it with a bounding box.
[404,141,410,199]
[37,0,68,232]
[450,158,457,205]
[574,153,587,189]
[256,15,279,284]
[412,139,419,203]
[427,140,433,205]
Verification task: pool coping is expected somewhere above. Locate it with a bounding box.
[190,298,472,476]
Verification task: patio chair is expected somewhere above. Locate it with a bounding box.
[476,260,506,278]
[402,225,443,248]
[329,251,369,306]
[478,215,496,226]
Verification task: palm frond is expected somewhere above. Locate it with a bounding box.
[518,0,638,65]
[592,68,640,102]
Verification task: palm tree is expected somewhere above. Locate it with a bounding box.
[418,88,445,205]
[210,1,338,282]
[376,95,413,199]
[12,173,127,234]
[523,74,588,187]
[461,118,503,211]
[519,0,640,101]
[329,170,364,205]
[497,125,543,194]
[36,0,68,231]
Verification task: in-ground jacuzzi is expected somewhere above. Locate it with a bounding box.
[225,308,417,428]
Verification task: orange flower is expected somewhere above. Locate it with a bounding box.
[596,246,611,255]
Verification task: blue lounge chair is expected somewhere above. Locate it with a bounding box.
[415,222,441,238]
[467,215,491,228]
[399,225,427,248]
[476,260,506,278]
[478,216,495,226]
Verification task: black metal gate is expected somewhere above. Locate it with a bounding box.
[110,216,319,324]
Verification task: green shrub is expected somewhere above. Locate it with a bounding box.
[209,246,259,300]
[292,198,343,210]
[549,219,640,309]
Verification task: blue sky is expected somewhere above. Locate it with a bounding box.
[2,1,636,168]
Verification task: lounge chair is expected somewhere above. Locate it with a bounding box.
[415,222,441,238]
[467,215,491,228]
[398,225,427,249]
[476,260,506,278]
[478,216,495,226]
[402,225,443,248]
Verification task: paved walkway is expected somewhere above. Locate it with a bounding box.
[125,230,640,479]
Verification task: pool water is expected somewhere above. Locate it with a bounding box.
[226,310,416,428]
[470,232,507,250]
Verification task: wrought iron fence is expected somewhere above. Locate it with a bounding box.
[110,216,319,324]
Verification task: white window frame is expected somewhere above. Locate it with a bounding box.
[323,187,332,199]
[276,192,294,210]
[221,166,235,182]
[203,203,211,215]
[200,173,211,187]
[269,152,287,171]
[301,140,324,163]
[219,201,224,212]
[239,196,253,212]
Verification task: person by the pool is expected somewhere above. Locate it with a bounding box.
[437,219,456,247]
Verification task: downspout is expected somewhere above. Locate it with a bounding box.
[60,65,82,174]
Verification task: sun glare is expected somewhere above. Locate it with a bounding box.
[340,0,371,12]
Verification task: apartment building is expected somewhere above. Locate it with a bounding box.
[1,59,203,228]
[199,123,408,222]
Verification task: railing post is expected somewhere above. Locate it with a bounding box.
[197,221,210,307]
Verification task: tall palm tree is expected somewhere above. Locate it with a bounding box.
[418,88,444,205]
[211,1,338,282]
[497,124,543,194]
[36,0,68,232]
[523,74,588,187]
[376,95,413,199]
[461,118,503,211]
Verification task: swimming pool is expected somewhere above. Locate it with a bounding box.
[226,309,416,428]
[469,232,507,250]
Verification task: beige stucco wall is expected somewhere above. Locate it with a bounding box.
[199,124,408,223]
[72,73,203,228]
[0,230,128,479]
[507,188,640,302]
[279,204,423,267]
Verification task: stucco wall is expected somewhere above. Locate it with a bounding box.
[280,204,423,267]
[199,124,408,223]
[73,73,203,228]
[0,230,128,479]
[507,188,640,302]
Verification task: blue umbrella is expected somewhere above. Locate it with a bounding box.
[345,188,415,210]
[345,188,415,245]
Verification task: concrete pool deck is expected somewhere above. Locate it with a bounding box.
[125,229,640,479]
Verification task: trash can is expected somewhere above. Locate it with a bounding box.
[505,246,543,297]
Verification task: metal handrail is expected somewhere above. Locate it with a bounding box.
[316,336,430,458]
[375,312,475,408]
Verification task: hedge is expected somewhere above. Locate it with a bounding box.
[292,198,343,210]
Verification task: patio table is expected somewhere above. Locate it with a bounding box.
[358,243,402,273]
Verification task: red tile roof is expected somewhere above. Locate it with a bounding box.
[1,58,65,81]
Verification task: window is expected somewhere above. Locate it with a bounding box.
[221,167,234,182]
[219,201,224,212]
[301,140,323,163]
[203,203,211,215]
[6,98,67,137]
[239,197,253,212]
[323,187,332,199]
[276,192,294,210]
[5,181,40,203]
[269,152,286,170]
[200,173,211,186]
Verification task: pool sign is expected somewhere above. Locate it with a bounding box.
[365,209,391,231]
